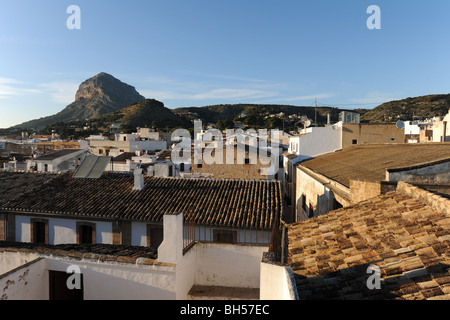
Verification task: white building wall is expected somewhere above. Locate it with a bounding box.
[404,121,421,135]
[0,257,48,300]
[51,218,77,244]
[260,260,298,300]
[131,221,147,247]
[0,251,39,275]
[295,168,334,221]
[297,125,342,160]
[14,215,113,245]
[193,243,267,289]
[1,250,177,300]
[45,257,176,300]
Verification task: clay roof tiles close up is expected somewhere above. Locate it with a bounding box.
[287,186,450,300]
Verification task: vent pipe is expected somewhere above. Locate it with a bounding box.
[134,168,145,190]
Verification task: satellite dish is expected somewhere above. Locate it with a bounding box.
[304,120,311,128]
[396,120,404,130]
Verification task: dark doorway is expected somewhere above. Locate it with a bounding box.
[33,221,46,244]
[49,270,84,300]
[79,225,93,244]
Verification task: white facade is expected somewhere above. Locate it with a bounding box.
[14,215,113,245]
[90,139,167,156]
[26,149,89,173]
[288,123,342,162]
[432,110,450,142]
[404,121,421,136]
[1,212,270,300]
[283,123,343,222]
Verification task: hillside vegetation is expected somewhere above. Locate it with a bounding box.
[361,94,450,122]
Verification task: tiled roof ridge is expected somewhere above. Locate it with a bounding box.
[0,242,158,265]
[0,169,64,175]
[397,181,450,217]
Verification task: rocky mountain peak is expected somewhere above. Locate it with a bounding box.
[75,72,144,103]
[12,72,146,130]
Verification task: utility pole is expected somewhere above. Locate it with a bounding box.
[314,97,317,125]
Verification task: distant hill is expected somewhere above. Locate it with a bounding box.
[12,72,145,130]
[173,104,352,124]
[101,99,191,129]
[361,94,450,123]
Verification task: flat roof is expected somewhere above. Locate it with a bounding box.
[0,242,157,262]
[298,143,450,187]
[34,149,84,161]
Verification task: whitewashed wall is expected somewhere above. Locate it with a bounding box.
[15,215,113,245]
[45,257,176,300]
[295,168,334,221]
[131,221,147,247]
[260,260,298,300]
[192,243,267,289]
[0,255,48,300]
[0,251,39,275]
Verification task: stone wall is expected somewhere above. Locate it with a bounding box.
[397,182,450,217]
[349,180,397,203]
[349,180,381,203]
[387,160,450,184]
[342,123,405,147]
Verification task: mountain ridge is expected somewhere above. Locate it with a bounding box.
[9,72,450,132]
[12,72,145,130]
[360,94,450,122]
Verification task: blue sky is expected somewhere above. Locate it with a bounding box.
[1,0,450,128]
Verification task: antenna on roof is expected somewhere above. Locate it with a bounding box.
[314,97,317,125]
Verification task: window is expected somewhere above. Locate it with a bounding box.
[76,222,96,245]
[147,225,163,248]
[30,218,49,244]
[99,149,103,155]
[213,229,237,244]
[352,139,358,145]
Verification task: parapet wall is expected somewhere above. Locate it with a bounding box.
[397,181,450,217]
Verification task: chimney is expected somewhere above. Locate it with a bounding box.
[327,113,331,125]
[134,168,145,190]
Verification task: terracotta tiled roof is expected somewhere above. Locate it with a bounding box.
[0,171,62,206]
[287,187,450,300]
[299,143,450,187]
[1,172,282,230]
